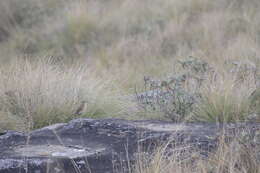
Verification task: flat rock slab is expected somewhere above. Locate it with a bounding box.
[0,118,259,173]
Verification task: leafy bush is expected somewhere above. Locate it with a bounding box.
[136,57,206,122]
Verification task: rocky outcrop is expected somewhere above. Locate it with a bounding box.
[0,118,259,173]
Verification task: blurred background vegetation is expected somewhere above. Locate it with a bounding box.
[0,0,260,131]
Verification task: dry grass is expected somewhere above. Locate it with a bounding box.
[0,0,259,129]
[0,0,259,172]
[0,57,130,131]
[193,72,254,123]
[133,135,260,173]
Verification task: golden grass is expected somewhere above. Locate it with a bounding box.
[0,57,131,131]
[0,0,259,129]
[193,73,254,123]
[133,136,260,173]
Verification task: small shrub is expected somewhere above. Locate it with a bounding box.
[136,57,208,122]
[136,77,196,122]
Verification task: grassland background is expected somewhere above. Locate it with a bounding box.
[0,0,260,131]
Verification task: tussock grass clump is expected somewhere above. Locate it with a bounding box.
[0,57,128,131]
[193,75,253,123]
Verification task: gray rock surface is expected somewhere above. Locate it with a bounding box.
[0,118,259,173]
